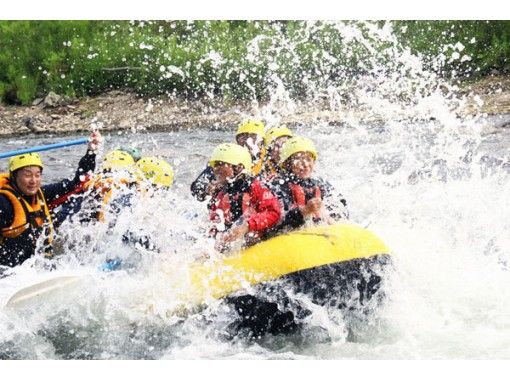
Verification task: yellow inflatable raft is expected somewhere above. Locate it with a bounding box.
[189,222,390,302]
[6,222,391,337]
[185,222,391,336]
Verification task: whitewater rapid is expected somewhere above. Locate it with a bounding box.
[0,114,508,358]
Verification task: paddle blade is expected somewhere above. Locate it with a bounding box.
[6,275,86,308]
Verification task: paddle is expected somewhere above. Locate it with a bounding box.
[0,137,89,159]
[5,275,89,308]
[5,258,119,310]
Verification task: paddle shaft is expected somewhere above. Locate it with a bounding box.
[0,138,89,159]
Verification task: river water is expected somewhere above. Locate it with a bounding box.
[1,20,510,360]
[0,114,509,359]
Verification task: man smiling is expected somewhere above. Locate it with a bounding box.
[0,131,101,267]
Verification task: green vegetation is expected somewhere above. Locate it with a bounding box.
[1,20,509,105]
[393,21,510,75]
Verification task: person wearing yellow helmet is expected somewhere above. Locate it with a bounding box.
[268,136,348,235]
[49,148,138,229]
[135,156,174,189]
[101,150,136,172]
[70,149,142,225]
[95,156,173,271]
[190,119,266,202]
[0,131,102,267]
[79,153,166,272]
[261,125,293,181]
[206,143,281,252]
[235,119,265,153]
[236,119,266,176]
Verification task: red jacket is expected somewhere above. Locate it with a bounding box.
[208,176,281,239]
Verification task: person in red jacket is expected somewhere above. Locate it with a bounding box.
[190,119,266,202]
[207,143,281,252]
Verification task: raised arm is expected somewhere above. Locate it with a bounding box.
[42,131,102,204]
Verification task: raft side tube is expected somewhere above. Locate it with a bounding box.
[189,223,390,302]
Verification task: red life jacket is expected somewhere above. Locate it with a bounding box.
[289,183,322,219]
[210,191,252,229]
[209,179,280,238]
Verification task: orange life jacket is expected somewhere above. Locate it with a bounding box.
[84,175,140,222]
[0,173,54,245]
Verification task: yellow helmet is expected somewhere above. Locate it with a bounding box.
[9,153,44,172]
[264,126,293,146]
[279,136,318,166]
[101,150,135,171]
[209,143,252,171]
[236,120,265,138]
[135,156,174,188]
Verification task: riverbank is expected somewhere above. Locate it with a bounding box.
[1,75,510,138]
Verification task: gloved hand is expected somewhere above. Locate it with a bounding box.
[88,130,103,154]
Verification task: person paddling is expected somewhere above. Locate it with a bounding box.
[50,145,143,227]
[206,143,280,252]
[190,119,266,202]
[269,136,349,234]
[0,131,101,267]
[135,156,174,191]
[260,126,293,182]
[76,149,140,224]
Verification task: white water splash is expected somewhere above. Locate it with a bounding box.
[1,21,509,359]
